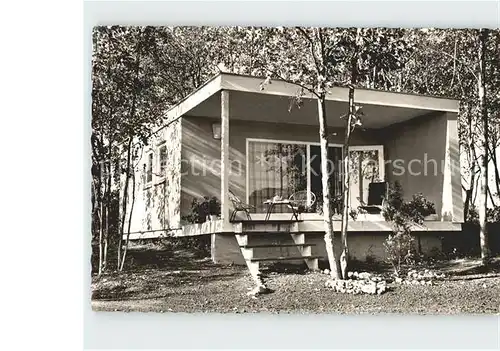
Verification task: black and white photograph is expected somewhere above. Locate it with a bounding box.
[90,26,500,314]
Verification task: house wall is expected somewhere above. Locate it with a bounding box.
[381,112,463,221]
[124,119,182,237]
[180,116,381,221]
[211,232,443,265]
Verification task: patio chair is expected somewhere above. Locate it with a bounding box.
[358,181,388,214]
[228,190,255,221]
[288,190,317,219]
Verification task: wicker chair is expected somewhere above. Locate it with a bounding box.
[288,190,317,219]
[228,191,255,221]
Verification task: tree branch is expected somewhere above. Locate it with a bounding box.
[296,27,322,77]
[264,66,320,98]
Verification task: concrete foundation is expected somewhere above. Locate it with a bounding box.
[211,231,444,265]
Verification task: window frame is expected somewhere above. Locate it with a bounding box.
[144,151,154,189]
[245,138,384,208]
[157,142,167,184]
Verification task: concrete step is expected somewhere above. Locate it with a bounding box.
[250,255,322,262]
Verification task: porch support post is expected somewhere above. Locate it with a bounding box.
[441,112,463,222]
[220,90,230,228]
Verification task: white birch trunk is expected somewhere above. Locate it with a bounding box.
[478,28,491,265]
[340,86,354,279]
[317,96,341,278]
[120,169,136,271]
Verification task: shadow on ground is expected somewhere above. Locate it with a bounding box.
[91,244,500,314]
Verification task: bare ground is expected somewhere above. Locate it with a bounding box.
[91,246,500,314]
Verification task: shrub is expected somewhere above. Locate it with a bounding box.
[401,193,436,224]
[465,204,500,224]
[315,194,349,216]
[382,182,436,276]
[208,196,221,215]
[169,236,211,258]
[182,196,221,224]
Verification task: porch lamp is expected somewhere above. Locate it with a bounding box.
[212,122,222,140]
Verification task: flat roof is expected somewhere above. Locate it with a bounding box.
[158,72,460,131]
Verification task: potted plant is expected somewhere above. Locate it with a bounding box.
[199,196,210,222]
[208,196,221,221]
[408,193,437,221]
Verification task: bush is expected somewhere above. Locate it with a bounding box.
[315,194,348,216]
[466,204,500,224]
[382,182,436,276]
[169,236,211,258]
[402,193,436,223]
[182,196,221,224]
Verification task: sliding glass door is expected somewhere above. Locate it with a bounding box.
[309,145,343,212]
[247,139,384,214]
[247,141,307,212]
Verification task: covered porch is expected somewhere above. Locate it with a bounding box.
[178,73,462,236]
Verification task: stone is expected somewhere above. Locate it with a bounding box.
[358,272,371,280]
[347,271,354,278]
[323,269,330,275]
[395,277,403,284]
[420,280,426,285]
[412,280,420,285]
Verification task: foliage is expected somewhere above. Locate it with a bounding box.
[402,194,436,224]
[90,26,500,272]
[91,26,226,272]
[208,197,221,215]
[160,236,212,258]
[382,182,436,275]
[262,143,307,197]
[467,204,500,223]
[466,205,480,223]
[349,150,381,185]
[349,208,359,221]
[182,196,222,224]
[241,27,414,279]
[315,194,343,215]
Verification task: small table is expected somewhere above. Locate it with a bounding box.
[263,199,300,221]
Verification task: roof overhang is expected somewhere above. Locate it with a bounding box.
[165,73,460,129]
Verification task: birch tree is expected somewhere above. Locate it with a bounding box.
[232,27,411,279]
[92,26,170,271]
[92,26,228,272]
[478,28,491,265]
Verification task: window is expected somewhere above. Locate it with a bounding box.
[146,152,153,184]
[247,140,307,212]
[158,145,167,177]
[349,146,385,208]
[246,139,384,213]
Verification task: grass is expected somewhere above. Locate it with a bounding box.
[91,244,500,314]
